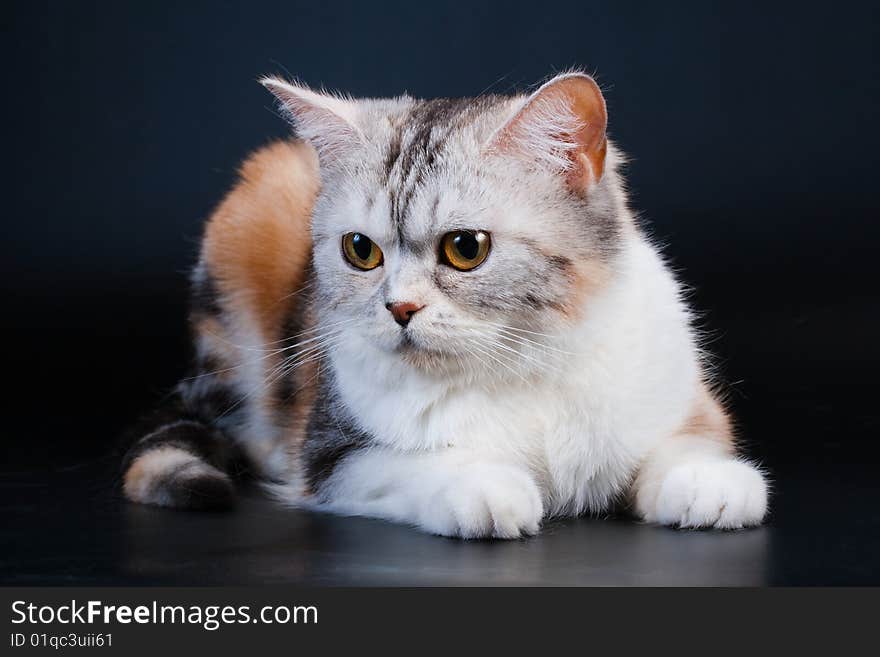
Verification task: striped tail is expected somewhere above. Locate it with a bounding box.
[121,392,240,511]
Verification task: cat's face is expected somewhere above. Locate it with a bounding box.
[265,74,623,376]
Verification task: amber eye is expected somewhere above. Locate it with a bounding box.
[440,230,491,271]
[342,232,383,270]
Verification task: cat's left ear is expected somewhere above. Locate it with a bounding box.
[260,77,361,163]
[486,72,607,195]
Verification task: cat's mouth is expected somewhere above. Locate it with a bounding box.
[394,331,450,363]
[397,331,429,352]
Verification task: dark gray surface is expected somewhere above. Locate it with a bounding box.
[3,458,876,586]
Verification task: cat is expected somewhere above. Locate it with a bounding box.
[121,71,768,538]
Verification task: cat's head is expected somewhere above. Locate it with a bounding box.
[263,72,628,377]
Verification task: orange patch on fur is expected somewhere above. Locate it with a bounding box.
[681,384,735,452]
[566,259,612,320]
[123,446,198,503]
[201,140,320,340]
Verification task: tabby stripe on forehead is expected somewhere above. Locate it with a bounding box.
[384,97,495,233]
[382,130,402,182]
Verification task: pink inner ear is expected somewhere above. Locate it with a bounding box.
[556,77,607,191]
[491,74,608,195]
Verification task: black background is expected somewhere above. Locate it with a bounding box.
[2,1,878,585]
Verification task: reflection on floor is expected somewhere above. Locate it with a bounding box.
[2,458,876,586]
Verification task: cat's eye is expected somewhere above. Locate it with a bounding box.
[342,232,384,270]
[439,230,491,271]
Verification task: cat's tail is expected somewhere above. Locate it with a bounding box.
[121,391,239,511]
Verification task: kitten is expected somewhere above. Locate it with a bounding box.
[122,72,768,537]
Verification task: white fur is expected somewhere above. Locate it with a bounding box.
[322,236,688,527]
[262,74,769,538]
[634,436,768,529]
[320,451,543,538]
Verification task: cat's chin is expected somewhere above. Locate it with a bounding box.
[393,334,460,373]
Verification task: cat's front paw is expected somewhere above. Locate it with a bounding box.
[419,463,544,539]
[646,460,768,529]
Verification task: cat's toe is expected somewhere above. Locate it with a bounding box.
[652,460,767,529]
[421,464,543,539]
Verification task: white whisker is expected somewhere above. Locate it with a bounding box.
[466,338,531,387]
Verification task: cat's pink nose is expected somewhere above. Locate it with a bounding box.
[385,301,425,327]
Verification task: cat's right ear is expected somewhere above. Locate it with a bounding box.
[260,77,362,163]
[485,72,607,196]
